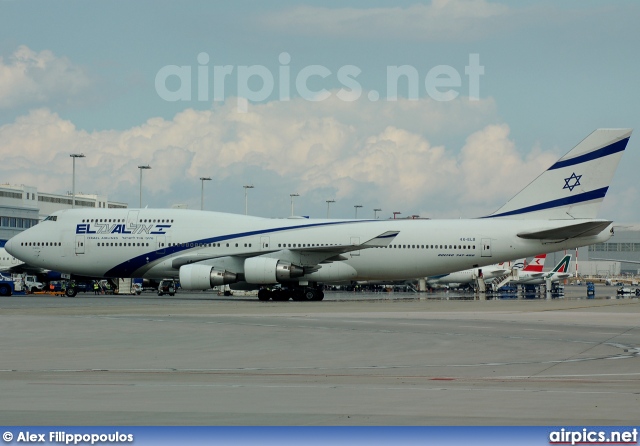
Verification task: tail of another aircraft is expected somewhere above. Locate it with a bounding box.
[552,255,572,273]
[489,128,632,219]
[497,258,525,270]
[523,254,546,272]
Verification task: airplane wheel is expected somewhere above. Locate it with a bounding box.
[258,289,270,301]
[272,290,289,301]
[300,289,316,301]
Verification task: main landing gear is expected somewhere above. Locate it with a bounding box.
[257,286,324,301]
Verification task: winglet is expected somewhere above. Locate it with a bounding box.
[361,231,400,247]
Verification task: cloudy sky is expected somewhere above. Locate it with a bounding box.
[1,0,638,221]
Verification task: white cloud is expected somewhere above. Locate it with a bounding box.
[0,45,92,108]
[0,95,565,218]
[262,0,511,41]
[458,124,558,204]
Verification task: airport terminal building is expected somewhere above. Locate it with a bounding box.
[0,183,127,246]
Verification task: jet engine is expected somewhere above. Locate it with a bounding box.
[243,257,305,284]
[179,264,237,290]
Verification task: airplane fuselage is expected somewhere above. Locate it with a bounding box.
[5,208,612,283]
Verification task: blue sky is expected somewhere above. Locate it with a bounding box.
[1,0,638,221]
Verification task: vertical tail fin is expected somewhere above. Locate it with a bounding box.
[489,129,632,219]
[498,258,525,270]
[552,255,572,273]
[523,254,546,272]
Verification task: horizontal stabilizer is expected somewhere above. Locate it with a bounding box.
[517,220,612,240]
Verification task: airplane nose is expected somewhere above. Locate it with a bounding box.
[4,238,13,255]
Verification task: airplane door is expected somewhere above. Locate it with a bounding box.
[481,238,492,257]
[350,236,360,257]
[75,235,85,255]
[157,235,166,254]
[260,236,270,251]
[126,210,139,230]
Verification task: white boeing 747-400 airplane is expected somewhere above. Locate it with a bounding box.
[0,247,24,272]
[427,258,524,288]
[0,247,51,276]
[5,129,632,300]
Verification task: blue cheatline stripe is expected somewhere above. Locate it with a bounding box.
[549,137,628,170]
[104,219,376,277]
[485,186,608,218]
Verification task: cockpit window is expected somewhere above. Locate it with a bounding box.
[43,216,57,222]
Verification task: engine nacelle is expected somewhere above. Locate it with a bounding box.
[179,264,237,290]
[244,257,305,284]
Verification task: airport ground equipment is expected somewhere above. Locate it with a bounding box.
[0,277,15,296]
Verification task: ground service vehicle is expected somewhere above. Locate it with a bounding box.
[158,279,176,296]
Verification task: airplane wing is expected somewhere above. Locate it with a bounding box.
[517,221,612,241]
[172,231,400,269]
[287,230,400,252]
[0,264,48,275]
[490,269,509,276]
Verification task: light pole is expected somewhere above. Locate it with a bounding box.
[290,193,299,216]
[374,208,381,219]
[243,185,254,215]
[138,165,151,208]
[70,154,85,209]
[393,211,401,219]
[326,199,335,218]
[200,177,211,210]
[354,205,362,219]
